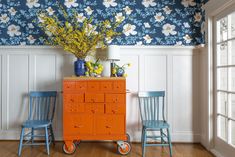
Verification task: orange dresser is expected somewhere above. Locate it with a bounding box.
[62,77,131,155]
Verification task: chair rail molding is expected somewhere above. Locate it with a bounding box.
[0,46,200,142]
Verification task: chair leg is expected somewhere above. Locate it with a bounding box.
[141,127,144,143]
[160,129,163,144]
[31,128,34,144]
[167,128,173,157]
[45,127,50,155]
[142,129,146,157]
[18,128,25,156]
[49,125,55,145]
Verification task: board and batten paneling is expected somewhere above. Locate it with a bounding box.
[0,46,200,142]
[172,55,200,141]
[8,54,29,131]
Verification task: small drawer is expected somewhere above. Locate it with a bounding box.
[106,94,125,103]
[85,93,104,102]
[85,103,104,114]
[76,82,87,90]
[87,82,100,91]
[63,81,76,90]
[106,103,125,114]
[65,103,85,113]
[64,93,84,103]
[100,81,113,91]
[113,81,125,92]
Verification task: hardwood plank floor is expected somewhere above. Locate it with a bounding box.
[0,141,214,157]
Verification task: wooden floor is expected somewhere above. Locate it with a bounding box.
[0,141,214,157]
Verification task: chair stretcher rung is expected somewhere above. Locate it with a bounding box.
[24,133,52,137]
[23,141,51,146]
[145,143,169,147]
[146,135,167,139]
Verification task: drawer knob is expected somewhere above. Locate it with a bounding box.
[106,126,111,128]
[91,110,95,113]
[112,110,117,113]
[74,125,83,128]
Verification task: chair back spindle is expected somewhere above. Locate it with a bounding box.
[138,91,165,122]
[28,91,57,122]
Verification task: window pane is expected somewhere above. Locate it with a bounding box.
[229,40,235,65]
[217,43,228,66]
[231,120,235,146]
[230,12,235,38]
[231,94,235,119]
[229,67,235,91]
[217,17,228,42]
[217,68,227,90]
[218,115,227,140]
[218,92,227,115]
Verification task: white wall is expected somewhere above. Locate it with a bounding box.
[0,46,200,142]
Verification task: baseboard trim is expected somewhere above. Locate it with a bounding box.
[210,149,225,157]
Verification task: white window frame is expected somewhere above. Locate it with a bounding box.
[205,0,235,156]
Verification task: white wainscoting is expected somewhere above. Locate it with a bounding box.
[0,46,200,142]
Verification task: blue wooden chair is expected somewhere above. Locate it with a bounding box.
[18,91,57,156]
[138,91,172,157]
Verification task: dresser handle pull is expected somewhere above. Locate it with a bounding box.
[91,110,95,113]
[106,126,111,128]
[112,110,117,113]
[74,125,83,128]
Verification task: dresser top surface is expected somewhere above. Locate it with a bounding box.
[63,76,126,81]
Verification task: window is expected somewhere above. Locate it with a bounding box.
[216,11,235,146]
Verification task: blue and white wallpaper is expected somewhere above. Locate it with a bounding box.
[0,0,208,46]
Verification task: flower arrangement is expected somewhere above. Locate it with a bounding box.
[112,63,131,77]
[85,60,104,77]
[37,3,121,59]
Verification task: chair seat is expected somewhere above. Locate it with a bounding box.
[143,120,169,129]
[22,120,51,128]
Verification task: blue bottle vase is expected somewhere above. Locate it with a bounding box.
[116,68,125,77]
[74,59,86,76]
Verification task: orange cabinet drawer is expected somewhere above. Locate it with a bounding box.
[100,81,113,91]
[106,94,125,103]
[95,115,125,135]
[76,81,87,90]
[87,82,100,91]
[64,103,85,113]
[85,93,104,102]
[64,94,84,103]
[106,103,125,114]
[85,103,104,114]
[63,81,76,90]
[64,114,93,135]
[113,81,125,92]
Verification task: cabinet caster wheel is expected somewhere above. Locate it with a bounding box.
[117,141,131,155]
[126,133,130,142]
[75,140,81,146]
[62,142,76,155]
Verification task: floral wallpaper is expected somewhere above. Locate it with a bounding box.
[0,0,208,46]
